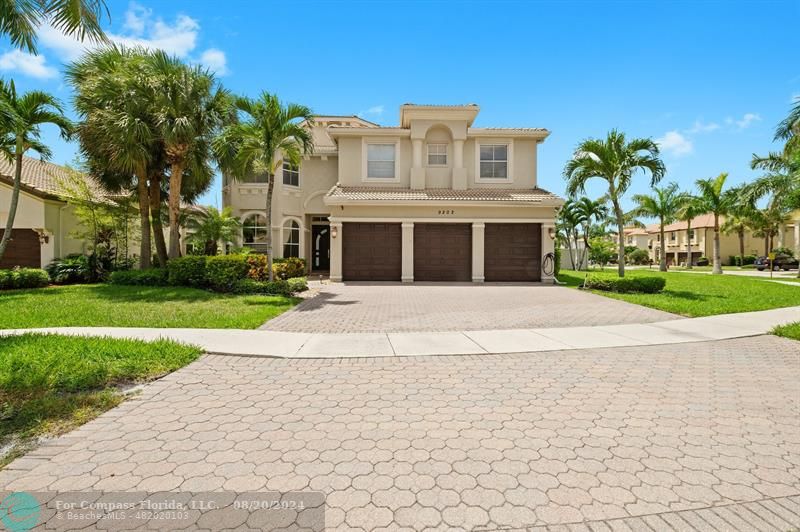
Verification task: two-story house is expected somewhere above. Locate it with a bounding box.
[224,104,563,283]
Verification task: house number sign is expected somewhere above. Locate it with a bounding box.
[437,210,456,215]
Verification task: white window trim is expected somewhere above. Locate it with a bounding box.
[281,160,300,189]
[475,139,514,183]
[426,143,448,167]
[241,212,269,244]
[362,138,401,183]
[279,216,305,259]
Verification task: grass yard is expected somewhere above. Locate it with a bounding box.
[772,322,800,341]
[558,269,800,317]
[0,333,202,468]
[0,284,300,329]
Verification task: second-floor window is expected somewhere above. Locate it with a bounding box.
[479,144,508,179]
[671,231,677,241]
[688,229,695,241]
[367,143,396,178]
[427,143,447,166]
[282,162,299,187]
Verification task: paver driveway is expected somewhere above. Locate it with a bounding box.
[263,283,679,332]
[3,336,798,530]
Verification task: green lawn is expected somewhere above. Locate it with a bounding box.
[0,284,300,329]
[558,269,800,317]
[773,322,800,341]
[0,333,202,467]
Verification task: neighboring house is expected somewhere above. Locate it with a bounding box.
[0,156,97,269]
[224,104,564,282]
[623,227,651,250]
[646,213,800,266]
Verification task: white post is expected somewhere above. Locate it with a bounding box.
[401,222,414,283]
[472,222,485,282]
[329,221,343,282]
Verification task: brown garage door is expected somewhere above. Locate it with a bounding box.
[342,223,402,281]
[414,223,471,282]
[0,229,41,269]
[485,223,541,281]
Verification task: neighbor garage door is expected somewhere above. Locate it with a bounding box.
[0,229,40,269]
[342,222,402,281]
[414,223,471,282]
[484,223,541,281]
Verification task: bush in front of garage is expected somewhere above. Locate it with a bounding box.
[583,275,666,294]
[0,268,51,289]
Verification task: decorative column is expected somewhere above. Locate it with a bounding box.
[401,222,414,283]
[452,139,467,190]
[472,222,485,283]
[329,221,343,282]
[541,224,555,283]
[794,222,800,256]
[410,138,425,189]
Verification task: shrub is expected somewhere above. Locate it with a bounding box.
[205,255,249,292]
[246,254,270,281]
[772,246,795,258]
[626,248,650,265]
[231,278,292,296]
[45,255,90,284]
[286,276,308,293]
[583,275,666,294]
[696,257,709,266]
[109,268,169,286]
[168,256,207,287]
[273,257,306,280]
[0,268,50,289]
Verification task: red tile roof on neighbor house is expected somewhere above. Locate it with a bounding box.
[0,155,80,199]
[648,214,720,233]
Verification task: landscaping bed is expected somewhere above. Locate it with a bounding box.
[559,269,800,317]
[0,333,202,468]
[0,284,300,329]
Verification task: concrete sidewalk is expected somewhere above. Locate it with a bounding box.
[3,305,799,358]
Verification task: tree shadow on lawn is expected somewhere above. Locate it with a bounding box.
[85,285,223,303]
[659,290,725,301]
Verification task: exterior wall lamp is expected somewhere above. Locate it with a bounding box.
[547,227,555,240]
[331,226,338,239]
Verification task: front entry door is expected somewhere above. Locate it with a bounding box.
[312,225,330,271]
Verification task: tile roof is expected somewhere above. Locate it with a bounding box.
[0,155,106,199]
[325,185,563,204]
[650,214,720,232]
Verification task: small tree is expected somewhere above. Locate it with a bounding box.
[588,237,615,269]
[186,206,241,256]
[629,183,685,271]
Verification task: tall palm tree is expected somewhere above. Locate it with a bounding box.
[695,173,732,274]
[629,183,685,271]
[187,206,241,255]
[564,130,666,277]
[0,0,109,54]
[0,80,72,262]
[66,46,157,268]
[146,51,229,259]
[675,193,705,269]
[214,93,313,281]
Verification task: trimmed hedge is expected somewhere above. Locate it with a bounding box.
[273,257,306,280]
[168,256,207,287]
[206,255,249,292]
[0,268,50,289]
[232,279,292,296]
[583,275,666,294]
[110,268,169,286]
[286,277,308,293]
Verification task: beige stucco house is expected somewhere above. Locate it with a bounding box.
[224,104,563,283]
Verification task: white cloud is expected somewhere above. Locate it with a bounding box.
[726,113,761,130]
[0,49,58,79]
[365,105,384,115]
[686,120,720,134]
[199,48,227,75]
[656,130,693,157]
[123,2,150,35]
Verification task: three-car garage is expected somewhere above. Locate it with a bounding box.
[340,222,541,282]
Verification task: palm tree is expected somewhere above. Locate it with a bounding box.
[695,173,732,274]
[564,130,666,277]
[573,196,607,269]
[66,46,157,268]
[187,206,241,255]
[214,93,313,281]
[0,80,72,262]
[629,183,685,271]
[0,0,109,54]
[146,51,229,259]
[675,193,704,269]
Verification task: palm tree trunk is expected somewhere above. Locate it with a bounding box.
[659,225,667,272]
[712,213,722,274]
[685,220,693,269]
[0,148,24,262]
[149,176,168,267]
[265,173,275,282]
[136,175,152,269]
[738,230,745,265]
[167,162,185,259]
[614,203,625,277]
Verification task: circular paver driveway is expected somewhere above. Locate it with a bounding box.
[263,283,679,333]
[3,336,798,530]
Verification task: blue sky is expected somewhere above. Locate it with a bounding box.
[1,0,798,210]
